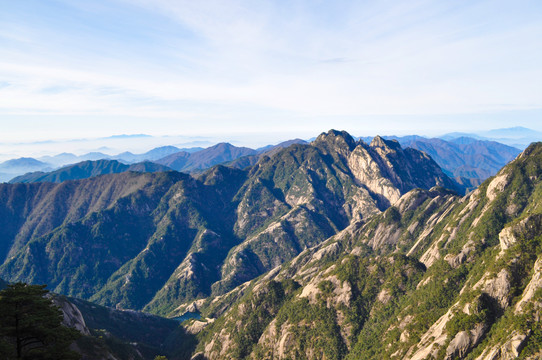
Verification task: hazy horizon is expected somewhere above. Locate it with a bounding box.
[0,125,540,161]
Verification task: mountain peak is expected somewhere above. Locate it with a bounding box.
[1,157,48,167]
[314,129,357,152]
[369,135,402,152]
[210,142,234,149]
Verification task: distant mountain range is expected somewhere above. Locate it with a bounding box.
[441,126,542,149]
[2,133,526,188]
[4,139,310,184]
[9,160,172,183]
[0,157,53,183]
[37,146,203,168]
[368,136,521,190]
[155,143,257,172]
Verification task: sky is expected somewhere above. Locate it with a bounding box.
[1,0,542,154]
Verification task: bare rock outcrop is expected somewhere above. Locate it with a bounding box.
[445,240,475,268]
[348,145,401,205]
[480,269,512,310]
[52,297,91,335]
[445,323,486,360]
[472,268,512,311]
[498,227,517,253]
[475,331,530,360]
[256,319,298,359]
[406,307,454,360]
[486,172,508,202]
[187,318,215,335]
[299,271,352,308]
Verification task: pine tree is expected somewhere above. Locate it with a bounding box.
[0,283,81,360]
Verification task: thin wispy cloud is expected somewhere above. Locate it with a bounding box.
[0,0,541,145]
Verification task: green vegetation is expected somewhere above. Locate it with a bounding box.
[0,283,80,359]
[268,298,347,360]
[446,293,493,338]
[1,135,542,360]
[190,143,542,359]
[196,279,300,359]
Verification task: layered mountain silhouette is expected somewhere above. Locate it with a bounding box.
[0,157,52,182]
[9,159,172,183]
[6,142,277,183]
[154,142,257,172]
[390,136,520,189]
[4,135,519,190]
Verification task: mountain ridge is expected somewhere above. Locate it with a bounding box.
[9,159,172,183]
[191,141,542,360]
[0,130,463,318]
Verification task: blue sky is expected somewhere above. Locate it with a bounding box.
[1,0,541,148]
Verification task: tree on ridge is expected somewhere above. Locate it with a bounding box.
[0,283,80,359]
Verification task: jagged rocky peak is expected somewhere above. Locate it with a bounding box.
[369,135,402,153]
[313,129,357,153]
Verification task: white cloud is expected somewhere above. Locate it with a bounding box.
[0,0,541,143]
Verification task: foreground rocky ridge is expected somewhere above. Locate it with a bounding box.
[0,130,458,317]
[191,142,542,360]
